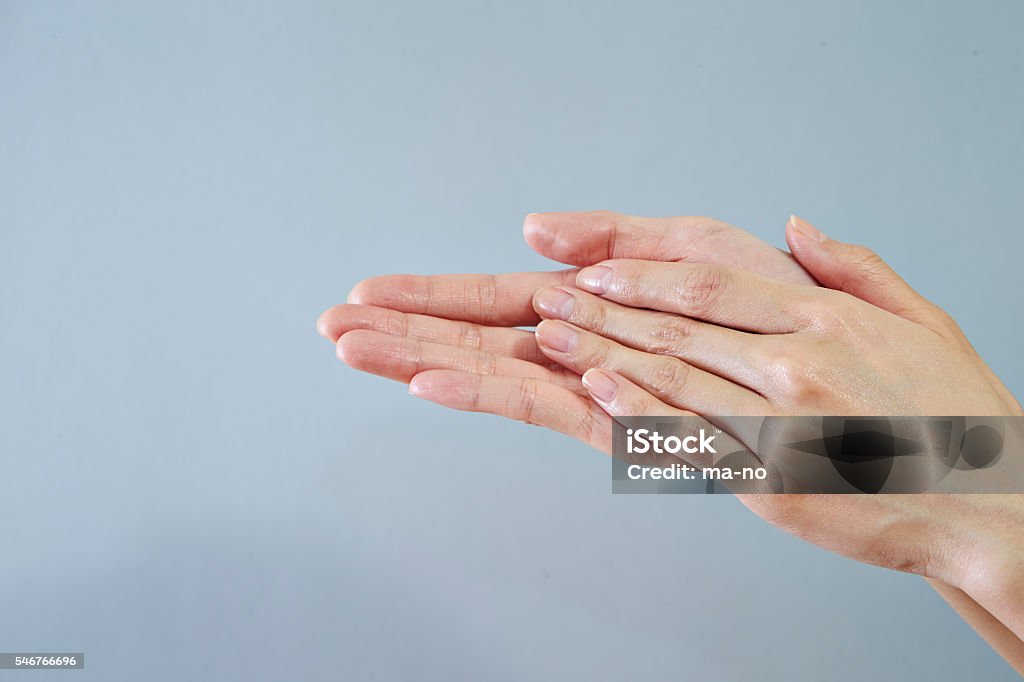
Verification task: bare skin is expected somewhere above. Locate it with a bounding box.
[317,211,1024,671]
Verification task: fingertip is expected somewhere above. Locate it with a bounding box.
[407,370,469,406]
[334,335,350,363]
[407,374,426,397]
[788,214,826,243]
[334,329,376,367]
[523,212,553,252]
[316,311,332,339]
[785,216,830,272]
[408,369,447,394]
[346,279,370,304]
[784,218,803,255]
[317,304,367,343]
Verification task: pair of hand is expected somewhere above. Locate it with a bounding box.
[317,211,1024,658]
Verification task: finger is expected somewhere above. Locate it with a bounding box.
[535,320,770,415]
[523,211,815,285]
[347,270,578,327]
[581,368,750,468]
[344,213,813,329]
[317,303,550,365]
[336,330,585,394]
[409,369,612,453]
[786,215,937,324]
[574,260,813,333]
[533,286,767,389]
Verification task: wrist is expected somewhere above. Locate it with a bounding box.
[948,498,1024,639]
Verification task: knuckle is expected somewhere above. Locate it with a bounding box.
[455,322,483,350]
[570,397,607,449]
[514,379,540,425]
[848,246,890,289]
[353,333,411,376]
[587,211,627,258]
[579,343,610,371]
[645,358,692,402]
[826,244,891,297]
[472,350,499,376]
[687,215,723,228]
[592,209,625,223]
[614,267,647,301]
[677,266,727,317]
[676,216,733,243]
[379,307,407,337]
[466,374,484,412]
[799,292,852,334]
[472,275,498,317]
[579,409,600,447]
[787,377,819,402]
[645,315,696,355]
[763,350,817,400]
[408,277,432,310]
[575,295,609,331]
[929,307,964,339]
[848,243,883,268]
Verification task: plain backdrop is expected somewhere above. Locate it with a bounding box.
[2,1,1022,680]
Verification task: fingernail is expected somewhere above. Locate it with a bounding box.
[789,215,827,242]
[534,287,576,320]
[577,265,613,294]
[582,368,618,403]
[536,320,579,353]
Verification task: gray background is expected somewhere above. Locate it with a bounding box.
[1,1,1022,680]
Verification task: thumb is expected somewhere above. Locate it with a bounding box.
[785,215,935,323]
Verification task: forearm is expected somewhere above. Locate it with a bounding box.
[927,578,1024,675]
[962,536,1024,645]
[953,420,1024,644]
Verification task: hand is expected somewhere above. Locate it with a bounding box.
[531,218,1020,417]
[317,211,1024,668]
[317,212,813,450]
[522,215,1024,645]
[317,211,1024,667]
